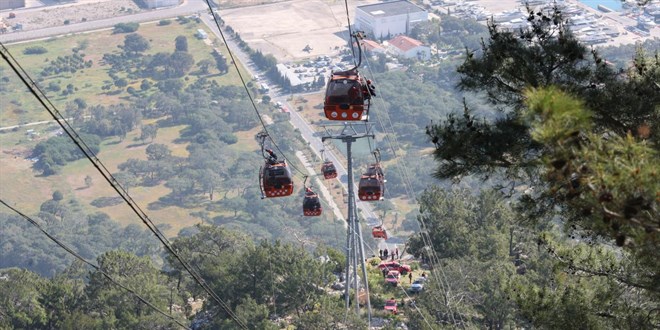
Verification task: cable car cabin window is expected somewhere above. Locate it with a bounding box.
[263,164,292,190]
[303,197,320,209]
[322,162,335,171]
[359,176,380,189]
[264,166,291,180]
[326,79,364,106]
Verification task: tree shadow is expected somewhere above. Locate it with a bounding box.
[126,142,148,148]
[148,192,207,210]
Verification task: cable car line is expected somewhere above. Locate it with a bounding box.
[203,0,306,179]
[0,199,192,330]
[336,4,452,322]
[357,71,460,328]
[0,43,249,330]
[343,0,357,68]
[360,50,462,326]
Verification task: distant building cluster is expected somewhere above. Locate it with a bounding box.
[355,0,428,40]
[0,0,25,11]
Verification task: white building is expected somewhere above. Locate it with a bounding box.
[140,0,181,9]
[355,0,428,39]
[0,0,25,10]
[386,35,430,61]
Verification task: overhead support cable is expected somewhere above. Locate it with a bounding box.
[0,42,249,330]
[344,0,357,67]
[204,0,306,178]
[0,199,192,330]
[359,28,464,328]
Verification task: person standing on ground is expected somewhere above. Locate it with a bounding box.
[384,248,389,259]
[408,272,412,284]
[379,249,382,258]
[395,247,399,259]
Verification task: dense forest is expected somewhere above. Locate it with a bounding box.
[1,5,658,330]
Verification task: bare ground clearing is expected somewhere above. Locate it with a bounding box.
[219,0,380,62]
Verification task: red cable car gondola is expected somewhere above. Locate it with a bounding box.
[260,159,294,198]
[323,69,372,121]
[303,187,322,216]
[372,225,388,239]
[258,133,294,198]
[323,32,375,122]
[321,161,337,179]
[358,163,384,201]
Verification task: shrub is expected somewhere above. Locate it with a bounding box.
[48,82,61,92]
[158,19,171,26]
[218,132,238,144]
[113,22,139,34]
[23,46,48,55]
[52,190,63,201]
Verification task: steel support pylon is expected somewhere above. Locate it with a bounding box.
[321,123,373,325]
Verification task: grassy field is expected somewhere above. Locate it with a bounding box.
[1,19,251,127]
[0,19,257,237]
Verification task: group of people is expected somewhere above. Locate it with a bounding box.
[379,247,399,260]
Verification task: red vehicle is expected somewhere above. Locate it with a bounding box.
[384,299,398,314]
[378,261,411,275]
[385,270,400,286]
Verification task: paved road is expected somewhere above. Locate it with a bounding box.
[0,0,207,44]
[0,119,54,132]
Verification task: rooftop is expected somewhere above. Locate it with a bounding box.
[388,35,424,52]
[361,39,386,51]
[357,0,425,18]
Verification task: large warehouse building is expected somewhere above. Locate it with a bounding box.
[140,0,181,9]
[355,0,428,39]
[0,0,26,10]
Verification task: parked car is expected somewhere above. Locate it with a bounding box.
[409,277,426,293]
[384,298,398,314]
[378,261,411,275]
[385,270,400,286]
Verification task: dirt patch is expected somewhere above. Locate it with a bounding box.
[220,0,380,62]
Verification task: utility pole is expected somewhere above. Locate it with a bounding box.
[322,123,373,325]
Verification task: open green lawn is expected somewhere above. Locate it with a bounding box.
[1,19,250,127]
[0,19,255,236]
